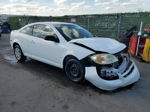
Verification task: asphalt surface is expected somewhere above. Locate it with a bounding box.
[0,34,150,112]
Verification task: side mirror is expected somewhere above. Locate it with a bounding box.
[44,35,59,43]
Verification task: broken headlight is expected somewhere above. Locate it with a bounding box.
[90,54,118,65]
[95,53,131,80]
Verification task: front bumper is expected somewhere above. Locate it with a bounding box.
[85,61,140,91]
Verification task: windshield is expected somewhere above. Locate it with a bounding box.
[54,24,94,41]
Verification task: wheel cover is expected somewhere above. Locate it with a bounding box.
[15,47,21,60]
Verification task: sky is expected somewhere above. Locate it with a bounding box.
[0,0,149,16]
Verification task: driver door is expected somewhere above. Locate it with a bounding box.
[30,24,62,67]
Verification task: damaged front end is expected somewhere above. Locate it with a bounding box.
[96,53,133,80]
[81,51,140,90]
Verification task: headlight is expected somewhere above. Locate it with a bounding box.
[90,54,118,65]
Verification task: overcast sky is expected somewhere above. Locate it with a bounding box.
[0,0,149,16]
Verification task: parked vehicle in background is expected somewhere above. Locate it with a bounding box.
[1,22,11,33]
[10,22,140,91]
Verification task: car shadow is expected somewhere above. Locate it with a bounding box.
[15,58,136,94]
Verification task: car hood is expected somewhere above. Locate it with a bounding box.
[70,37,126,54]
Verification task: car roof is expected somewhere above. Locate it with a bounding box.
[29,22,74,25]
[19,22,76,31]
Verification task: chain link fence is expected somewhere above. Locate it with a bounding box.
[7,12,150,39]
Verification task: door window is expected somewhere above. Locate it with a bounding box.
[33,24,55,39]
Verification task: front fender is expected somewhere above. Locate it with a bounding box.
[60,43,94,68]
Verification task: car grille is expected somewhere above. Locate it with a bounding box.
[124,66,134,78]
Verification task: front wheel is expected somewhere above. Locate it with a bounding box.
[65,58,85,83]
[14,45,26,62]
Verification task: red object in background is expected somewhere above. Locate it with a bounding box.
[129,37,146,55]
[144,26,150,32]
[129,37,138,55]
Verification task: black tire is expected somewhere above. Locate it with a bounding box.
[14,44,26,62]
[65,58,85,83]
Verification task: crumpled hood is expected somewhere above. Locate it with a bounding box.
[70,37,126,54]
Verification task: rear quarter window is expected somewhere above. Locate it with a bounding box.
[20,26,33,35]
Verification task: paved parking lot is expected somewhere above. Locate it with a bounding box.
[0,34,150,112]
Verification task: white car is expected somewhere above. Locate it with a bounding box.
[10,22,140,91]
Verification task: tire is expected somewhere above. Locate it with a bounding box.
[65,58,85,83]
[14,44,26,62]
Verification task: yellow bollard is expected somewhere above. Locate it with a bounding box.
[142,39,150,62]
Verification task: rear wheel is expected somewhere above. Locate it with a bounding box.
[14,44,26,62]
[65,58,85,83]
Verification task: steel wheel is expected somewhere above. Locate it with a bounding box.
[65,58,85,83]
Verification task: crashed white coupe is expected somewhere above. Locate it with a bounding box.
[10,22,140,91]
